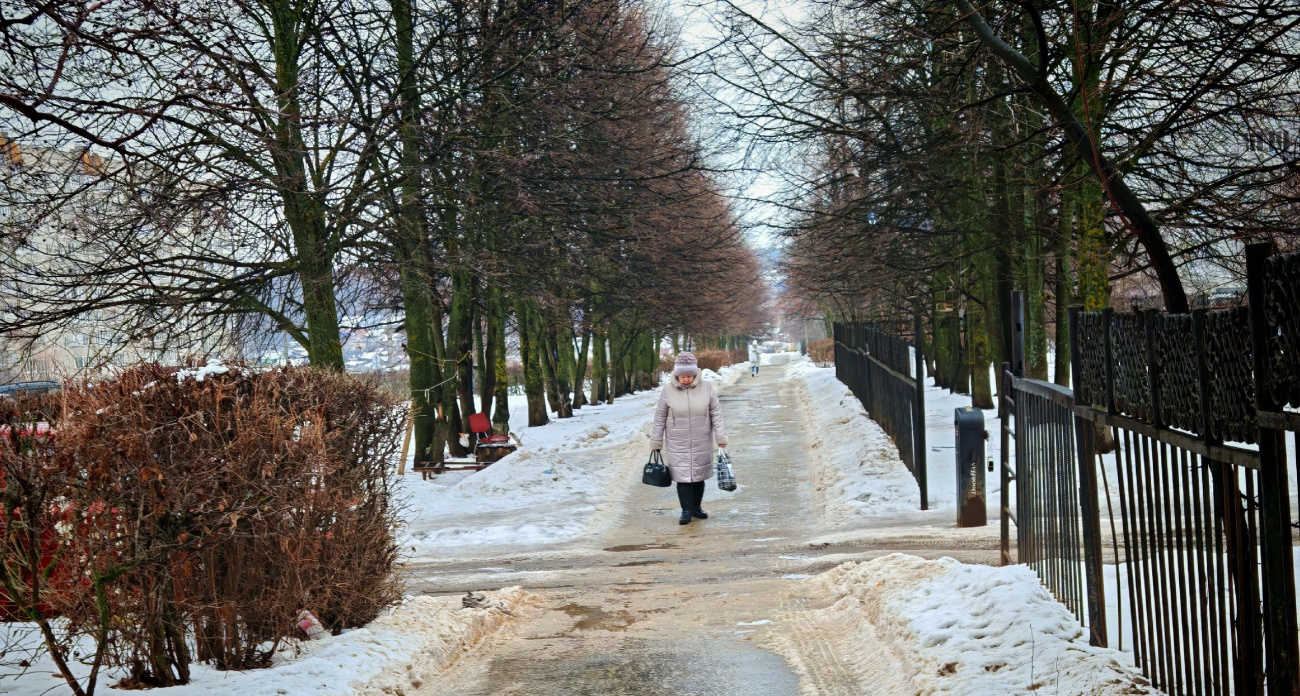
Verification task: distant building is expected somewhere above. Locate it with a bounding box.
[0,135,232,381]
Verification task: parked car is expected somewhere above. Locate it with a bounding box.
[0,380,65,621]
[0,381,60,397]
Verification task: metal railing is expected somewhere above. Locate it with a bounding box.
[833,319,928,509]
[1000,242,1300,695]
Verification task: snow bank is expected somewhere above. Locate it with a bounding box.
[0,588,540,696]
[784,356,923,521]
[400,446,613,553]
[701,362,748,386]
[399,390,662,557]
[771,555,1155,695]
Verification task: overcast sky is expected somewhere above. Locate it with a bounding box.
[660,0,811,253]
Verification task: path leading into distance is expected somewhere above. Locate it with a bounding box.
[401,355,999,695]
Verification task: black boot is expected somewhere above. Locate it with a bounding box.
[679,510,693,525]
[691,481,707,519]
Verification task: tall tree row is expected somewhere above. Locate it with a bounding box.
[0,0,767,462]
[711,0,1300,404]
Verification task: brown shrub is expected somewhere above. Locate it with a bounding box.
[693,348,747,373]
[657,354,675,376]
[808,338,834,366]
[1,365,404,689]
[658,348,747,376]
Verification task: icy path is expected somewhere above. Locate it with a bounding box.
[399,357,986,695]
[397,356,1152,696]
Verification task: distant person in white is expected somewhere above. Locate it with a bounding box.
[749,340,760,377]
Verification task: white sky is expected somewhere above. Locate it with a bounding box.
[658,0,812,253]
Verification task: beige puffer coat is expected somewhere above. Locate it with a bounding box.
[650,376,728,483]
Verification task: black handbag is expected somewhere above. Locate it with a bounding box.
[642,450,671,487]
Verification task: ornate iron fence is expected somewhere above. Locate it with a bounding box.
[833,319,928,509]
[1000,243,1300,695]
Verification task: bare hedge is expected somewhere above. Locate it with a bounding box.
[0,365,404,693]
[657,348,747,377]
[807,338,834,366]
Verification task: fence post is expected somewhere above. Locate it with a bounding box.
[833,324,841,383]
[1143,310,1161,428]
[1246,242,1300,694]
[1101,308,1116,414]
[1068,306,1108,647]
[999,361,1012,566]
[914,310,928,510]
[1001,293,1025,566]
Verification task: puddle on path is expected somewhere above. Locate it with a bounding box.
[603,542,677,552]
[555,603,667,633]
[458,636,801,695]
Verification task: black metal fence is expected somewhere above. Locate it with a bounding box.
[1000,243,1300,695]
[832,320,928,509]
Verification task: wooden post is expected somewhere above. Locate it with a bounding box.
[1068,306,1108,647]
[1246,242,1300,694]
[397,408,413,476]
[914,310,928,510]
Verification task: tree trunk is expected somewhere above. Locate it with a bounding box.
[491,291,510,435]
[1054,193,1074,387]
[572,328,590,409]
[401,267,438,465]
[933,306,952,389]
[267,0,343,370]
[608,324,624,398]
[1020,96,1050,380]
[518,302,549,427]
[478,298,493,419]
[970,295,994,409]
[431,297,466,459]
[592,329,608,405]
[392,0,438,464]
[558,324,577,413]
[443,274,473,456]
[542,322,572,418]
[1076,176,1111,312]
[952,303,971,396]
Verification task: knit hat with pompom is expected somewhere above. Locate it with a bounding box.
[672,351,699,377]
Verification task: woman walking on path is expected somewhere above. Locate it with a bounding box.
[748,341,760,377]
[650,352,728,525]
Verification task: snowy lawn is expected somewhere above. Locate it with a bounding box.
[398,365,748,559]
[0,588,539,696]
[773,554,1157,695]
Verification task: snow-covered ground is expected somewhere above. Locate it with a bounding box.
[0,588,538,696]
[770,554,1156,695]
[785,356,924,522]
[399,364,749,558]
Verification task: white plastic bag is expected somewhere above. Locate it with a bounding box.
[296,609,328,640]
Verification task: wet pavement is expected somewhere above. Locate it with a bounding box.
[408,356,999,695]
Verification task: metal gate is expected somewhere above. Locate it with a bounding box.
[1000,243,1300,695]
